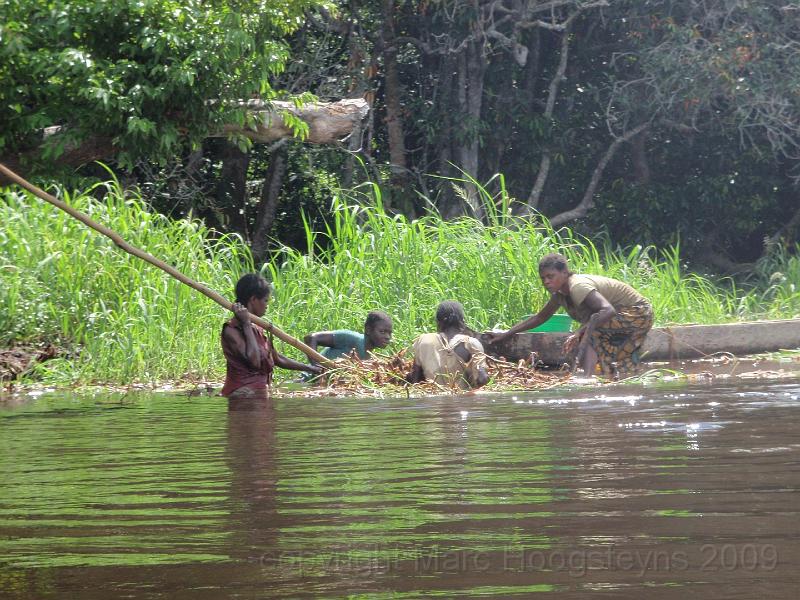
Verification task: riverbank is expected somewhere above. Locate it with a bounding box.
[4,347,800,402]
[4,180,800,387]
[0,344,64,389]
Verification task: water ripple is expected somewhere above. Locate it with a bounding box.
[1,378,799,598]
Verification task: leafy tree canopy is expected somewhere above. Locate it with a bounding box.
[0,0,326,168]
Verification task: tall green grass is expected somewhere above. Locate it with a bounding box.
[264,192,770,349]
[3,177,800,385]
[1,181,250,383]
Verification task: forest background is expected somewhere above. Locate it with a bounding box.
[2,0,800,384]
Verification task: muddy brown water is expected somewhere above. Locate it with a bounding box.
[1,378,799,599]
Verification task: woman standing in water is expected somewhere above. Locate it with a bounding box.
[488,253,653,379]
[221,273,321,403]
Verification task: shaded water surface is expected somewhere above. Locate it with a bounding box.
[1,380,799,598]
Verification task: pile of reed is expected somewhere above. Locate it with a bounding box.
[281,352,572,398]
[0,343,61,387]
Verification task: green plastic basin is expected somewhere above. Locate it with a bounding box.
[527,313,573,333]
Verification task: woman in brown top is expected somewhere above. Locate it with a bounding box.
[405,301,489,390]
[487,253,653,379]
[221,273,321,403]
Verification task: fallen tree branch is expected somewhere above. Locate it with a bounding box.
[217,98,369,144]
[0,98,369,184]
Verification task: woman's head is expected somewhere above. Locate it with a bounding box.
[538,253,572,294]
[436,301,466,331]
[364,310,393,349]
[537,253,571,274]
[234,273,273,316]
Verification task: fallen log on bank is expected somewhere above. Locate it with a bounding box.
[0,98,369,185]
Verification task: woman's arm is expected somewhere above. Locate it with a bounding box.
[581,290,616,330]
[224,303,261,368]
[273,350,323,374]
[453,340,489,389]
[573,290,615,367]
[405,362,424,384]
[303,331,336,354]
[468,363,489,388]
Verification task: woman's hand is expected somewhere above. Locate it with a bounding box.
[563,331,582,354]
[232,302,250,326]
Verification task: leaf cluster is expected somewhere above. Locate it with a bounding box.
[0,0,322,168]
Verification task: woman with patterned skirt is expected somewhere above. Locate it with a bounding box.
[486,253,653,379]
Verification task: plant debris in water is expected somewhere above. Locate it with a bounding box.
[1,344,62,390]
[281,350,573,398]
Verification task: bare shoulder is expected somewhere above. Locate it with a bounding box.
[222,320,244,343]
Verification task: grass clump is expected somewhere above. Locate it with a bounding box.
[264,191,773,350]
[1,181,250,383]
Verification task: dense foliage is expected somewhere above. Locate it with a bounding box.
[0,182,249,382]
[0,0,320,168]
[3,182,800,384]
[2,1,799,268]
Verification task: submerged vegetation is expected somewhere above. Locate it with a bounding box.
[2,179,800,386]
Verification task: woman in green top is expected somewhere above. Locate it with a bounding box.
[487,253,653,378]
[304,311,393,361]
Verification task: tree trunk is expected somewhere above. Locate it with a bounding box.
[630,130,651,185]
[382,0,408,187]
[378,0,417,217]
[433,54,460,219]
[524,22,575,213]
[341,36,373,189]
[251,145,289,265]
[523,29,542,105]
[215,141,251,240]
[447,41,487,220]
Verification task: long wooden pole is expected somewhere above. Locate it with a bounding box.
[0,162,333,368]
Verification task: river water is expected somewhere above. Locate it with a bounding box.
[1,379,799,599]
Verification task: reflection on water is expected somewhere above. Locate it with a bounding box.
[1,379,799,599]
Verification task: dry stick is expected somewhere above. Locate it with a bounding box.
[0,162,334,368]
